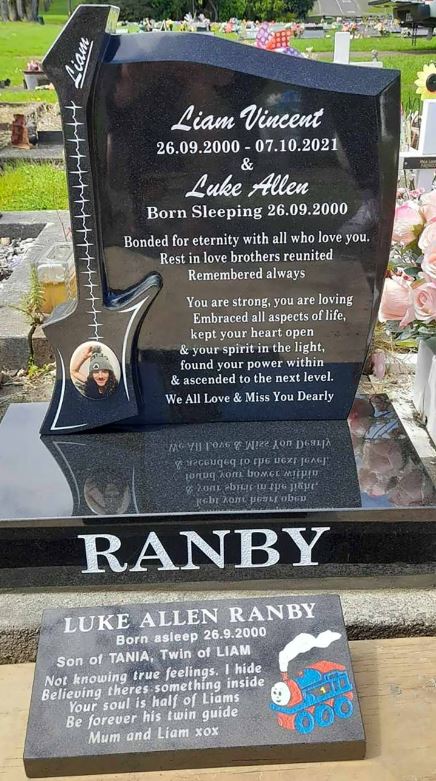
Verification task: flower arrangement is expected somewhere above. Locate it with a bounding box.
[349,394,434,506]
[26,60,43,73]
[378,189,436,348]
[341,21,357,36]
[415,63,436,101]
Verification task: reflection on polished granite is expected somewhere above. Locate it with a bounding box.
[0,394,434,523]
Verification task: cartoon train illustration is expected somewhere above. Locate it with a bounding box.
[270,660,354,734]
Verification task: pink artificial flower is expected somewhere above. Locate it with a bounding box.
[363,439,404,477]
[392,201,424,245]
[358,440,405,497]
[388,464,434,506]
[379,275,410,322]
[348,397,373,428]
[408,189,424,199]
[399,293,416,327]
[358,468,389,496]
[413,281,436,322]
[418,220,436,252]
[421,245,436,282]
[420,190,436,223]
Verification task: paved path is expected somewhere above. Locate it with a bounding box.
[0,143,63,164]
[312,0,370,13]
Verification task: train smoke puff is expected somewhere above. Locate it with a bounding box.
[279,630,342,672]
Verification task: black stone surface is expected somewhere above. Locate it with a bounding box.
[40,4,400,433]
[0,393,433,522]
[2,522,434,588]
[0,394,434,586]
[24,595,365,776]
[41,5,162,435]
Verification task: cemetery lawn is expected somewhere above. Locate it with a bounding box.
[0,20,434,107]
[213,31,436,54]
[42,0,82,23]
[282,36,436,54]
[0,21,62,104]
[363,53,433,107]
[0,162,68,210]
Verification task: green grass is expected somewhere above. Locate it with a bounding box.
[214,31,239,41]
[0,18,434,108]
[0,162,68,210]
[319,51,434,106]
[0,88,58,102]
[216,29,436,53]
[215,31,433,104]
[0,20,63,103]
[43,14,72,23]
[280,35,436,53]
[380,53,434,106]
[44,0,81,20]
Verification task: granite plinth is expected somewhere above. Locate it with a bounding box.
[0,394,434,587]
[24,595,365,776]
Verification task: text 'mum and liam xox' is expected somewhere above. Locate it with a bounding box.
[41,3,399,434]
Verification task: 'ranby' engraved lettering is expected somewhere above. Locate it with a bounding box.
[77,527,330,573]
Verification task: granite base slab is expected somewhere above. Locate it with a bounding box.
[0,395,434,587]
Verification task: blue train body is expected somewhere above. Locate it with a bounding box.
[270,666,354,734]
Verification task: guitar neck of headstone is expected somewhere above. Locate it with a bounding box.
[63,104,105,310]
[42,4,119,311]
[42,5,118,97]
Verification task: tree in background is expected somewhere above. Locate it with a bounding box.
[246,0,313,19]
[217,0,246,20]
[44,0,313,22]
[245,0,284,21]
[284,0,313,19]
[149,0,188,18]
[1,0,40,20]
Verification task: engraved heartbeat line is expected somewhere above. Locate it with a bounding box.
[65,101,103,342]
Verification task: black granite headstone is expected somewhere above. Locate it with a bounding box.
[24,596,365,776]
[40,4,399,434]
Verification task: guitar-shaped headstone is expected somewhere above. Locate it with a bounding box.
[40,4,161,435]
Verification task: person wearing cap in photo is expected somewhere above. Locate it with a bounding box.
[70,343,118,398]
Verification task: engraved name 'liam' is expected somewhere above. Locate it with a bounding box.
[171,104,325,132]
[65,36,93,89]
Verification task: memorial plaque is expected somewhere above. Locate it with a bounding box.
[40,4,399,433]
[24,596,365,776]
[403,154,436,170]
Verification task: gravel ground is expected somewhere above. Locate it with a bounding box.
[0,103,60,150]
[0,235,35,287]
[0,369,54,425]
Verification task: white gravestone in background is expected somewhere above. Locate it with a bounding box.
[416,101,436,192]
[413,336,436,446]
[333,32,383,68]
